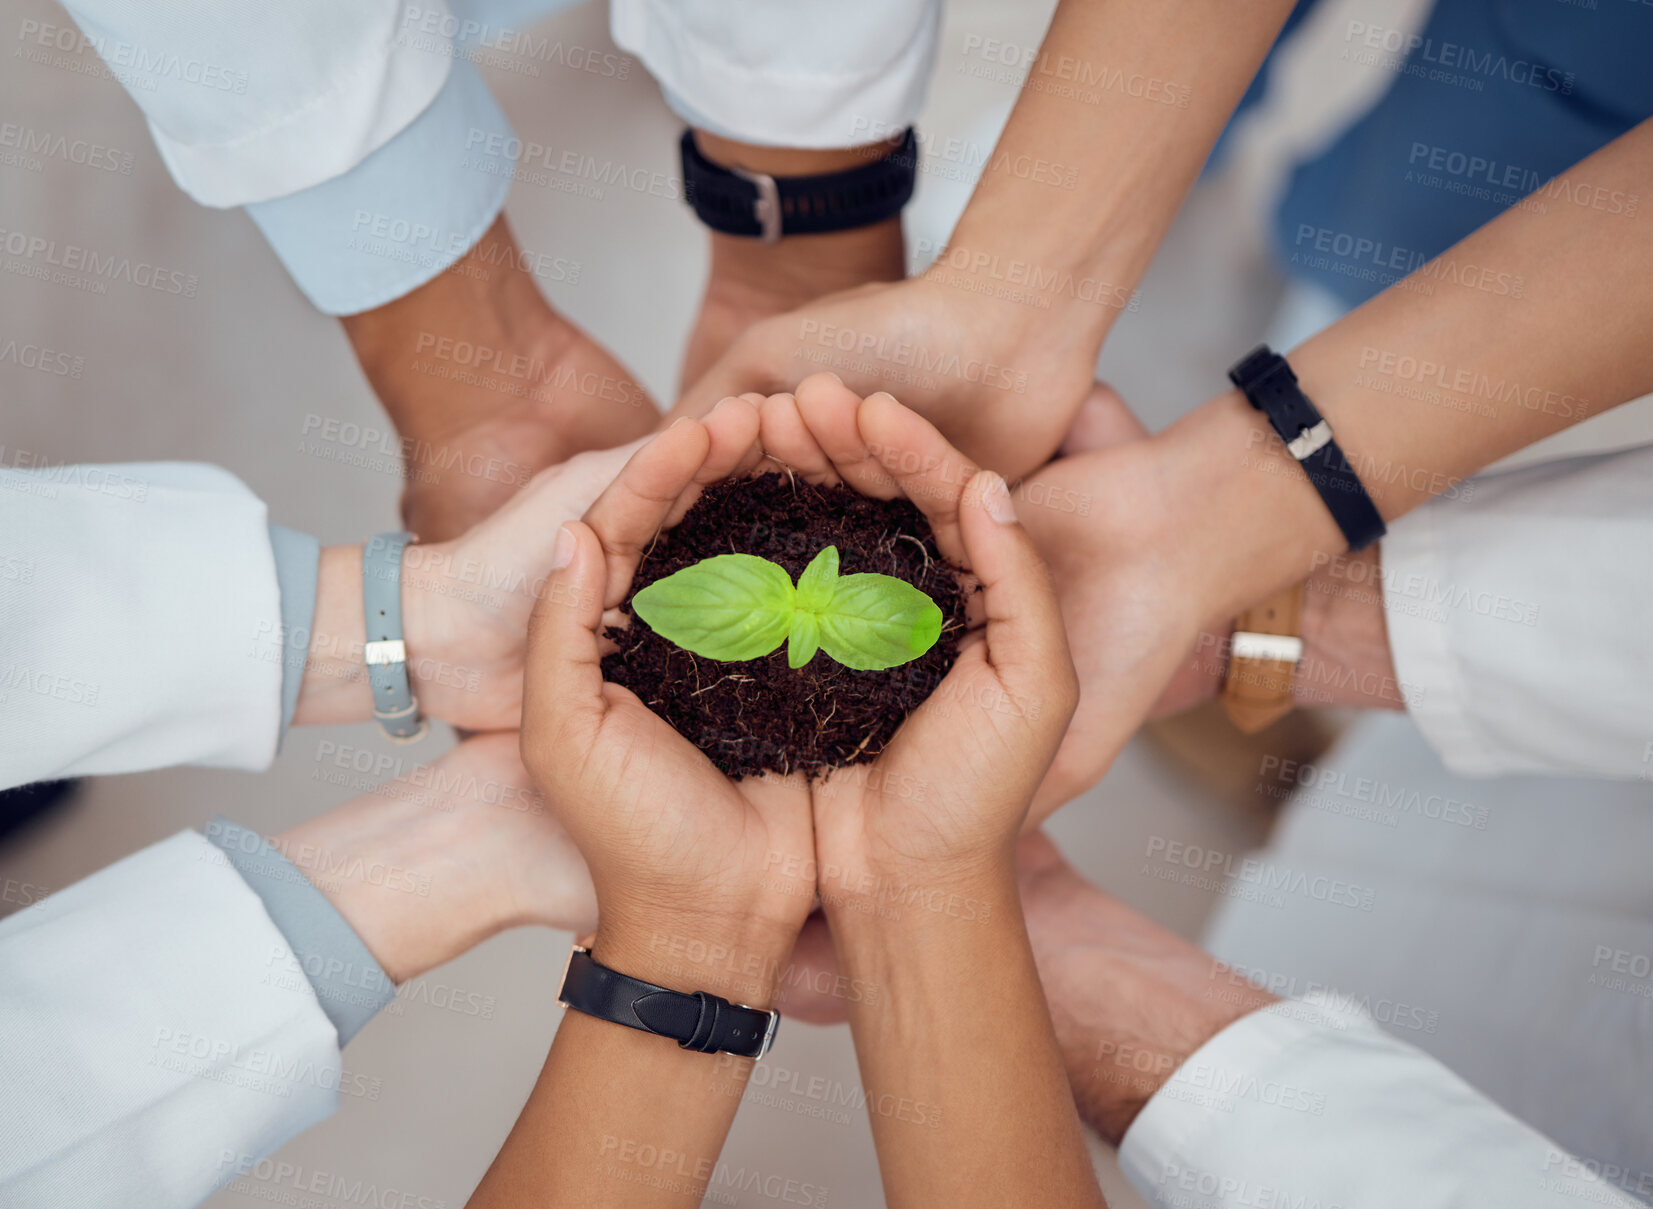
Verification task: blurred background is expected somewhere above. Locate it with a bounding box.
[5,0,1652,1205]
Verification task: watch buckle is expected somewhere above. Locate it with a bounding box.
[730,166,782,243]
[556,943,588,1010]
[1287,420,1333,461]
[752,1006,780,1059]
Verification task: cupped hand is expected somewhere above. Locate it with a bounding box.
[519,399,818,993]
[674,274,1099,482]
[754,375,1079,896]
[1016,388,1217,819]
[399,439,643,732]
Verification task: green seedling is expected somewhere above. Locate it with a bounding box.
[631,545,943,671]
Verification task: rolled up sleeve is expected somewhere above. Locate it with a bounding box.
[244,58,513,315]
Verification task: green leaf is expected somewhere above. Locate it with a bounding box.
[632,553,794,662]
[795,545,839,612]
[817,572,945,671]
[787,612,821,669]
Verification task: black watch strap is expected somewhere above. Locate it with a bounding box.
[1228,345,1387,552]
[679,128,917,242]
[558,946,779,1059]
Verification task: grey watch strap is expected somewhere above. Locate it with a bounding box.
[362,531,426,742]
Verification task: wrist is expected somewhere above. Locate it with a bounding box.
[820,852,1016,943]
[1152,390,1347,628]
[342,217,575,436]
[1295,543,1406,709]
[592,907,803,1010]
[273,774,515,984]
[692,131,907,309]
[291,544,371,726]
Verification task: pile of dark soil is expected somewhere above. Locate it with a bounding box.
[602,473,965,779]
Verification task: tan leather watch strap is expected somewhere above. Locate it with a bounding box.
[1221,583,1305,734]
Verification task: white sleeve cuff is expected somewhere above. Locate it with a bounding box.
[0,462,284,787]
[611,0,941,148]
[245,59,512,315]
[0,831,341,1209]
[1382,445,1653,779]
[1120,1000,1642,1209]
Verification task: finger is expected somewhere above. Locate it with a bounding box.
[957,470,1077,719]
[759,392,839,483]
[855,390,973,566]
[794,373,899,498]
[663,395,764,528]
[522,521,609,780]
[582,417,712,605]
[1059,381,1147,455]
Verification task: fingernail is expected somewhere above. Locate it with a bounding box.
[823,372,843,385]
[549,523,576,570]
[669,416,692,429]
[981,472,1017,524]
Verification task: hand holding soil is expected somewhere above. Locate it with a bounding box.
[520,398,816,996]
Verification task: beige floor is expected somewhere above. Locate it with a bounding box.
[0,1,1446,1206]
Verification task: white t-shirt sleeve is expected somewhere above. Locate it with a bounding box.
[49,0,454,206]
[1381,443,1653,779]
[0,831,343,1209]
[611,0,941,147]
[1120,1000,1644,1209]
[0,462,286,787]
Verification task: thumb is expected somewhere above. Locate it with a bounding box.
[1060,381,1147,455]
[957,470,1078,721]
[522,521,609,779]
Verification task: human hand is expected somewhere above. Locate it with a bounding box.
[273,733,596,984]
[294,439,647,733]
[519,399,817,1000]
[1019,385,1406,817]
[675,272,1100,481]
[753,374,1079,896]
[339,215,657,542]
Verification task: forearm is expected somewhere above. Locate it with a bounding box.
[339,214,653,537]
[466,920,789,1207]
[1161,120,1653,626]
[940,0,1296,351]
[830,869,1103,1208]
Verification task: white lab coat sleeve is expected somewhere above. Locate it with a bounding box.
[46,0,454,206]
[1119,1000,1644,1209]
[0,831,343,1209]
[611,0,941,147]
[1381,443,1653,779]
[0,462,286,788]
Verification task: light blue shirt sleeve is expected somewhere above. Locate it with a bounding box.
[205,819,397,1045]
[244,59,513,316]
[266,524,320,746]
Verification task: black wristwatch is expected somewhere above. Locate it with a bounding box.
[678,127,917,242]
[558,946,779,1059]
[1227,345,1387,552]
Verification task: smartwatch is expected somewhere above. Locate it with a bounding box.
[1228,346,1386,552]
[679,128,918,242]
[558,946,779,1059]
